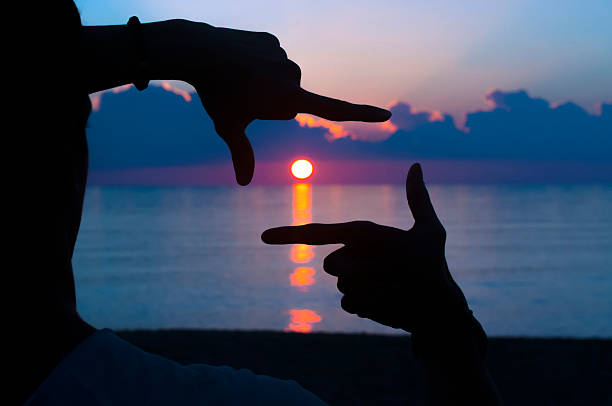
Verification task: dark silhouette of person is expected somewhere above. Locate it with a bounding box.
[10,1,499,405]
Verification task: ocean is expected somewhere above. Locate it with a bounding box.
[73,183,612,337]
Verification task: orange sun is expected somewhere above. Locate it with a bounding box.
[291,159,313,180]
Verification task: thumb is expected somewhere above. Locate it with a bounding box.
[405,163,438,224]
[217,124,255,186]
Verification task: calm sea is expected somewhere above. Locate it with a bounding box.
[73,184,612,337]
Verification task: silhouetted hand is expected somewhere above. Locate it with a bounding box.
[262,163,469,334]
[174,21,391,185]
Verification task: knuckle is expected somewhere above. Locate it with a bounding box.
[261,32,280,47]
[340,295,356,314]
[278,46,288,59]
[434,223,447,241]
[350,220,376,228]
[421,222,446,241]
[323,255,334,273]
[285,60,301,81]
[290,60,301,75]
[345,221,380,241]
[353,220,380,235]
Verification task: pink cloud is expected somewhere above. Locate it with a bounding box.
[294,113,397,142]
[295,113,351,141]
[160,81,192,102]
[89,82,193,112]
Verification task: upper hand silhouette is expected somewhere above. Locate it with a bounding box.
[262,163,469,334]
[173,21,391,185]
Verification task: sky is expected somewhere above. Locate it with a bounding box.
[76,0,611,122]
[76,0,612,184]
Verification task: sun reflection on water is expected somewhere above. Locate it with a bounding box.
[292,183,312,225]
[289,267,316,291]
[289,184,314,262]
[286,182,322,332]
[289,243,314,263]
[285,309,322,333]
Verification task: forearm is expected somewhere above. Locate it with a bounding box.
[81,19,200,94]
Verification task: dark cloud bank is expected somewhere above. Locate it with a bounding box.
[86,87,612,183]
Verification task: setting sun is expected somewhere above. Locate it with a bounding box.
[291,159,313,180]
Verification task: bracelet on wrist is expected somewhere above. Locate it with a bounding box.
[127,16,150,91]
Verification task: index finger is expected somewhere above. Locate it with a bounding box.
[261,221,401,245]
[297,88,391,122]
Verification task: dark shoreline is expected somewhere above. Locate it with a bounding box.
[117,330,612,405]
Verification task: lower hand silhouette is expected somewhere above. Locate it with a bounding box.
[174,21,391,185]
[262,163,469,334]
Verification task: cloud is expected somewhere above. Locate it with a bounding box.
[160,81,192,102]
[295,113,351,140]
[85,86,612,182]
[484,89,549,112]
[388,102,447,131]
[87,85,224,171]
[89,82,190,112]
[90,84,134,112]
[379,89,612,161]
[459,90,612,160]
[294,114,397,142]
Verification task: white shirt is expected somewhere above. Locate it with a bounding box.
[25,329,327,405]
